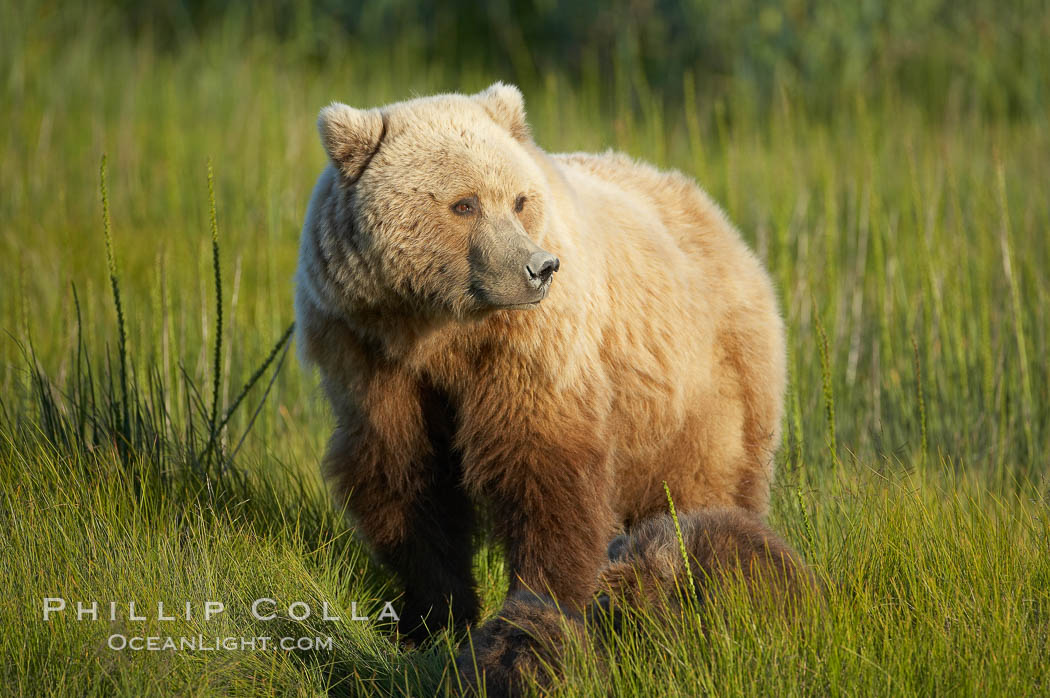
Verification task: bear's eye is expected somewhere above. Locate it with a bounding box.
[451,197,477,216]
[515,195,527,213]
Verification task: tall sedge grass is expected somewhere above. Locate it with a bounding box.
[663,481,699,607]
[99,154,130,453]
[814,309,839,471]
[8,154,295,491]
[911,336,928,466]
[206,158,225,472]
[995,158,1036,465]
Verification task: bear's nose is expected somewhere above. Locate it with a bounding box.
[526,252,560,285]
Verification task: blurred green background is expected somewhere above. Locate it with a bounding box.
[4,0,1047,473]
[80,0,1050,118]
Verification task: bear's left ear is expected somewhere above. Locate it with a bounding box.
[473,82,531,142]
[317,103,386,182]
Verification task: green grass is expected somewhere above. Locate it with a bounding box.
[2,1,1049,695]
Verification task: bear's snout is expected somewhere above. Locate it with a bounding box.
[467,231,559,309]
[526,251,559,288]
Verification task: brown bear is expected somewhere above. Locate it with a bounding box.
[455,591,591,698]
[294,83,786,641]
[457,509,816,697]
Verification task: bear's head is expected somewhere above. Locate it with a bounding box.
[315,82,558,320]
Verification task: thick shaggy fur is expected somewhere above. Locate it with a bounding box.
[455,591,589,698]
[598,508,815,618]
[458,510,815,696]
[295,83,786,640]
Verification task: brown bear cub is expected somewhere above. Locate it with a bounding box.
[296,82,786,641]
[597,507,815,620]
[457,509,816,697]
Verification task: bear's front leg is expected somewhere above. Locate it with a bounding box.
[323,372,479,644]
[498,466,615,608]
[461,385,616,609]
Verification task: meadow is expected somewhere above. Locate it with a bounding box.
[2,2,1049,695]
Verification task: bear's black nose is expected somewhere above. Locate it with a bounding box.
[526,252,560,284]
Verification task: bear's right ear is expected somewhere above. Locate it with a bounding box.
[473,82,531,142]
[317,103,385,182]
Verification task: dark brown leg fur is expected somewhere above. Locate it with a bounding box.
[457,364,616,611]
[490,439,614,609]
[387,383,479,643]
[326,381,479,644]
[456,591,587,698]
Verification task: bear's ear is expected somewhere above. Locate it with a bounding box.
[607,534,629,561]
[473,82,530,142]
[317,103,386,182]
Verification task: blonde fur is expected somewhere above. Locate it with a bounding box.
[294,82,786,636]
